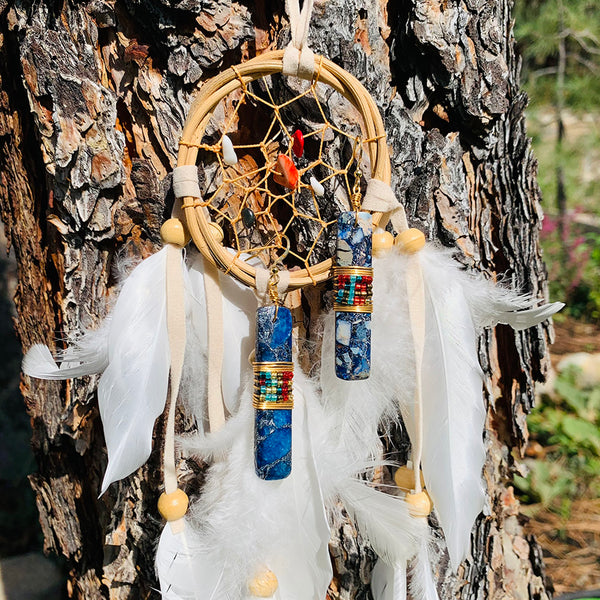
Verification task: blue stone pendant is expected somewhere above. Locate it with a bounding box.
[333,211,373,380]
[253,305,293,480]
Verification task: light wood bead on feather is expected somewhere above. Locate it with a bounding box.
[394,466,425,491]
[395,228,426,254]
[372,229,394,256]
[161,218,188,248]
[157,489,189,521]
[247,569,278,597]
[405,490,433,517]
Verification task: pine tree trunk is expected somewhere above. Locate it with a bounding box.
[0,0,552,598]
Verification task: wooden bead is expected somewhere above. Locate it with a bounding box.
[247,569,278,597]
[160,218,187,247]
[157,489,189,521]
[405,490,433,517]
[209,221,224,242]
[395,228,426,254]
[394,466,425,491]
[372,228,394,256]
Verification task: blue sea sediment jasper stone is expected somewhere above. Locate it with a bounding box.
[335,311,371,380]
[254,305,293,480]
[254,409,292,480]
[336,211,372,268]
[256,306,292,362]
[335,211,372,380]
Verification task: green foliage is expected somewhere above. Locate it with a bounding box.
[515,368,600,511]
[514,0,600,111]
[540,214,600,321]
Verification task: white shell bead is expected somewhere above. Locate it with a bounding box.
[222,135,238,166]
[310,176,324,196]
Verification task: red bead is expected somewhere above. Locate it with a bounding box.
[273,154,299,189]
[291,129,304,158]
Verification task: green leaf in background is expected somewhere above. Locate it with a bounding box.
[561,415,600,454]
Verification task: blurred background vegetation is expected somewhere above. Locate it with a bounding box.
[514,0,600,594]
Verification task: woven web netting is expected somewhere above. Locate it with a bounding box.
[189,67,378,280]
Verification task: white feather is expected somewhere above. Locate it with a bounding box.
[495,301,564,330]
[371,559,407,600]
[408,538,440,600]
[98,247,174,494]
[417,253,486,572]
[166,370,332,600]
[22,324,110,379]
[369,244,561,572]
[338,479,424,566]
[156,525,225,600]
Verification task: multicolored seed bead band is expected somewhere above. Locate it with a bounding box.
[333,266,373,313]
[252,363,294,410]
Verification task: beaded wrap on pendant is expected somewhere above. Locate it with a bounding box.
[253,306,293,480]
[333,211,373,380]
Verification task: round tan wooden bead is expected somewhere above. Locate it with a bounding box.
[157,489,189,521]
[209,221,224,243]
[395,228,426,254]
[247,569,278,597]
[394,466,425,491]
[160,218,187,247]
[372,228,394,256]
[405,490,433,517]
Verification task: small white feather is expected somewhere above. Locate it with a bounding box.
[22,324,110,380]
[371,559,407,600]
[496,301,564,330]
[99,247,174,494]
[408,538,440,600]
[338,479,423,565]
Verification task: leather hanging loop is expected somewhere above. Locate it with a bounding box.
[282,0,316,79]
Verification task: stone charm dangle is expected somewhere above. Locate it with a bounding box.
[333,210,373,380]
[253,274,294,480]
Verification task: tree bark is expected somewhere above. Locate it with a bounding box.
[0,0,553,598]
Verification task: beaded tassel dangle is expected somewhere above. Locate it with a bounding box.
[333,166,373,380]
[253,269,294,480]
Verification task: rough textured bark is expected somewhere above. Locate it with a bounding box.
[0,0,552,598]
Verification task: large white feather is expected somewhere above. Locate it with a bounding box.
[418,256,486,572]
[369,244,561,572]
[99,247,174,493]
[371,559,407,600]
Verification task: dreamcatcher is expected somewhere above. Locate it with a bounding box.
[23,2,563,599]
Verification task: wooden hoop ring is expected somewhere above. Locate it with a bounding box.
[176,50,391,290]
